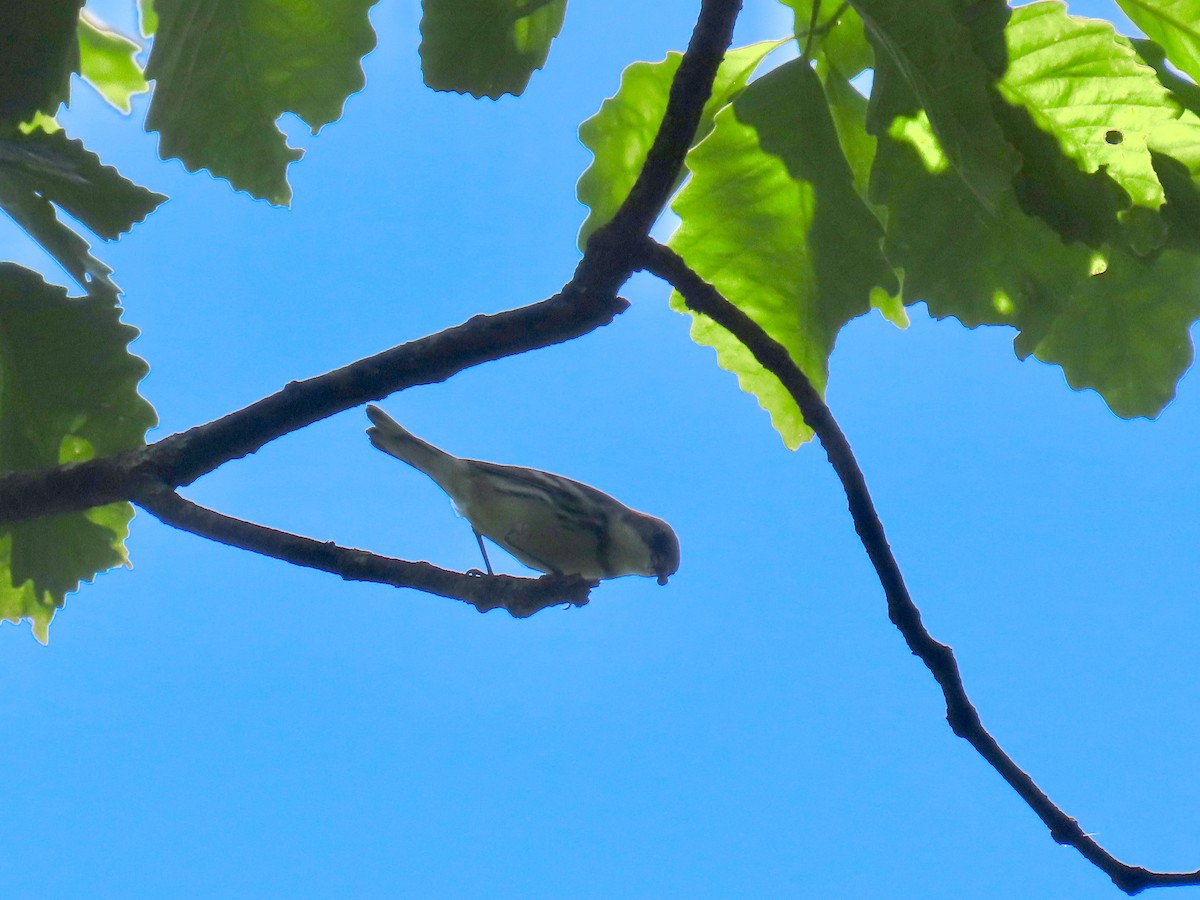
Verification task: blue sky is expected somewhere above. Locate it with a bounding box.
[2,1,1197,897]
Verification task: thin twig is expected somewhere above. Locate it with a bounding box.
[635,238,1200,896]
[135,488,593,617]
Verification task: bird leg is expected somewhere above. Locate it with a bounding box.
[473,528,495,576]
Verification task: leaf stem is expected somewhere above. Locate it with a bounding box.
[801,0,822,64]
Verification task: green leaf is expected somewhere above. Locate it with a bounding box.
[78,14,149,114]
[870,52,1200,418]
[145,0,378,205]
[1028,250,1200,415]
[854,0,1019,205]
[991,94,1137,252]
[785,0,873,76]
[819,5,873,77]
[999,1,1191,212]
[0,130,167,296]
[799,2,881,215]
[670,59,898,448]
[576,41,782,251]
[18,114,63,137]
[139,0,158,38]
[819,68,907,327]
[0,266,155,642]
[1116,0,1200,86]
[1127,39,1200,249]
[0,0,84,127]
[1147,121,1200,248]
[420,0,567,99]
[1133,37,1200,115]
[820,66,875,202]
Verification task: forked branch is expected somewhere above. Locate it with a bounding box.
[0,0,744,531]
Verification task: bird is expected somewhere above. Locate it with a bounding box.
[365,404,679,584]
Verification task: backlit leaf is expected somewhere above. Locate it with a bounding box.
[1117,0,1200,86]
[870,51,1200,418]
[577,41,782,250]
[78,14,148,114]
[1000,1,1192,212]
[670,60,898,447]
[854,0,1019,205]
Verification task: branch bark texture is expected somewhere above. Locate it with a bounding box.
[137,489,592,616]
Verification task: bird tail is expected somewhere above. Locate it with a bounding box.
[365,404,468,494]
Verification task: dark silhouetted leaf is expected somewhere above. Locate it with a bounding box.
[0,266,155,642]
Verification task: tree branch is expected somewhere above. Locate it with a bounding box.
[0,290,630,526]
[135,488,593,617]
[0,0,745,531]
[635,238,1199,896]
[604,0,743,239]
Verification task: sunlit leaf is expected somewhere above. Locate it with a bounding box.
[820,69,907,326]
[670,60,898,448]
[1000,1,1192,212]
[18,113,63,136]
[1117,0,1200,86]
[784,0,872,76]
[78,14,148,113]
[855,0,1019,205]
[1133,37,1200,115]
[577,41,782,250]
[1124,37,1200,252]
[820,67,875,202]
[870,51,1200,418]
[139,0,158,38]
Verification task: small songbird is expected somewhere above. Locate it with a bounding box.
[365,405,680,584]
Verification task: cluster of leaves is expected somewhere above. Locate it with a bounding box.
[1,0,159,639]
[579,0,1200,446]
[3,0,1200,639]
[0,0,388,638]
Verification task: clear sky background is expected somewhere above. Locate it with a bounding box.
[2,1,1197,898]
